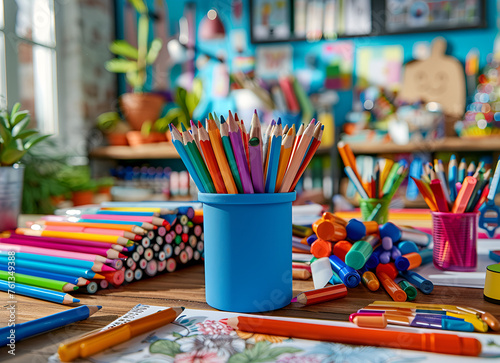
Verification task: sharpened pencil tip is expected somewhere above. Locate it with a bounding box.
[271,119,276,126]
[73,298,80,303]
[168,123,173,131]
[181,123,187,132]
[277,117,282,125]
[97,306,103,310]
[198,120,203,128]
[220,115,226,124]
[73,286,79,290]
[254,109,257,114]
[190,119,196,127]
[321,124,324,130]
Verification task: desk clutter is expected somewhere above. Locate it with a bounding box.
[0,204,204,303]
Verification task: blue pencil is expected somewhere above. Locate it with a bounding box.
[0,305,100,346]
[0,280,79,305]
[0,251,103,271]
[96,210,157,217]
[169,124,206,192]
[448,155,458,202]
[76,218,150,227]
[0,265,88,286]
[0,257,99,279]
[265,119,283,193]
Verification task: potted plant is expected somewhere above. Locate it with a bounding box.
[96,111,131,146]
[0,102,51,231]
[105,0,164,131]
[57,165,97,206]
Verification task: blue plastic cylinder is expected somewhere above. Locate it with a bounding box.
[397,240,419,255]
[329,255,361,288]
[199,192,296,313]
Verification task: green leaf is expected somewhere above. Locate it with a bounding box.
[11,110,29,127]
[109,40,138,60]
[105,59,138,73]
[171,332,183,339]
[96,112,122,132]
[137,15,149,66]
[0,124,12,145]
[11,103,20,116]
[125,70,144,90]
[228,342,302,363]
[1,149,26,165]
[149,339,181,357]
[146,38,162,64]
[14,129,38,140]
[24,134,51,150]
[11,117,30,137]
[128,0,147,14]
[163,107,186,128]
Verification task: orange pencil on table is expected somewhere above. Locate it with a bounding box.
[198,121,227,194]
[226,316,481,356]
[429,179,450,212]
[207,118,238,194]
[293,284,347,305]
[15,228,131,246]
[452,176,477,213]
[275,125,295,191]
[288,124,323,192]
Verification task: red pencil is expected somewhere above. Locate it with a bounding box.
[198,122,227,194]
[430,179,450,212]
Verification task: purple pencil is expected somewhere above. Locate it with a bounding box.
[248,111,264,193]
[7,233,127,252]
[2,236,125,259]
[228,111,254,193]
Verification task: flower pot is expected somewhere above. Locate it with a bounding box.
[126,131,167,147]
[71,190,95,206]
[106,132,129,146]
[0,165,24,232]
[120,93,165,131]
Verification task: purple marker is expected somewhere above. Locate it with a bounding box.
[379,250,391,264]
[382,236,393,250]
[391,246,401,260]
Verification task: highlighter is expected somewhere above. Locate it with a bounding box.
[399,270,434,294]
[398,280,417,301]
[345,219,379,242]
[345,235,379,270]
[377,271,407,302]
[329,255,361,288]
[362,271,380,291]
[395,249,433,271]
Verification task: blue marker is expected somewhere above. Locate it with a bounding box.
[397,240,419,255]
[399,270,434,294]
[329,255,360,288]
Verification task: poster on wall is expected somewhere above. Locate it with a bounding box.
[255,45,293,79]
[385,0,484,33]
[251,0,291,42]
[356,45,404,91]
[323,41,353,90]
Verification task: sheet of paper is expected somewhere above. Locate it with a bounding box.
[49,304,500,362]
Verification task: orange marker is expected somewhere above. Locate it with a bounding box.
[452,176,477,213]
[362,271,380,291]
[310,239,334,258]
[377,271,407,302]
[375,262,398,280]
[322,212,348,227]
[226,316,482,356]
[353,315,387,329]
[295,284,347,305]
[332,240,352,262]
[313,216,347,242]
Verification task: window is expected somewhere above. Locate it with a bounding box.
[0,0,58,135]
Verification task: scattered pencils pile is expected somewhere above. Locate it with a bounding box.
[170,111,324,194]
[337,141,408,201]
[411,155,499,213]
[0,205,204,304]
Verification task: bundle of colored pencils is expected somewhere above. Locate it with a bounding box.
[0,205,204,303]
[337,141,408,201]
[170,111,324,194]
[411,156,498,213]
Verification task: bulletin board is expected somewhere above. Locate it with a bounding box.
[249,0,486,44]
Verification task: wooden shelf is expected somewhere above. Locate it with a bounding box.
[89,143,180,160]
[347,136,500,154]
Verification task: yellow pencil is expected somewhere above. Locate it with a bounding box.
[206,118,238,193]
[380,159,394,189]
[275,125,295,192]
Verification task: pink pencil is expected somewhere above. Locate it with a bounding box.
[37,224,142,241]
[80,214,167,226]
[7,234,128,252]
[0,237,126,259]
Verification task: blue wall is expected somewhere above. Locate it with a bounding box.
[167,0,498,124]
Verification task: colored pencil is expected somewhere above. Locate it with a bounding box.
[15,228,131,246]
[72,218,154,230]
[0,279,79,304]
[35,219,147,234]
[0,256,103,279]
[228,111,254,193]
[98,206,177,214]
[198,121,227,193]
[467,161,476,176]
[262,119,275,177]
[279,120,315,192]
[289,123,304,166]
[182,123,216,193]
[265,118,283,193]
[276,125,295,191]
[295,284,347,305]
[58,307,184,361]
[345,166,370,199]
[380,159,394,188]
[410,177,438,212]
[189,119,204,160]
[79,214,167,227]
[237,114,251,167]
[448,155,458,202]
[0,305,101,346]
[0,270,77,292]
[488,157,500,200]
[429,179,450,212]
[226,316,481,356]
[206,118,238,194]
[35,224,141,241]
[458,158,467,183]
[337,141,362,185]
[96,210,160,217]
[169,124,206,193]
[220,116,244,193]
[248,112,265,193]
[0,265,88,286]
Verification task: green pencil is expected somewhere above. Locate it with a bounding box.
[220,116,244,193]
[0,270,78,292]
[382,163,401,195]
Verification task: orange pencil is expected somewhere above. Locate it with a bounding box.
[337,141,362,184]
[15,228,131,246]
[206,118,238,194]
[288,125,323,192]
[226,316,481,356]
[275,125,295,191]
[452,176,477,213]
[429,179,450,212]
[410,177,438,212]
[289,123,304,168]
[198,122,227,194]
[34,220,146,235]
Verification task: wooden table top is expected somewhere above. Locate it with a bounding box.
[1,263,499,362]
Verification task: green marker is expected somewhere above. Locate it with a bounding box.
[398,279,418,301]
[345,235,379,270]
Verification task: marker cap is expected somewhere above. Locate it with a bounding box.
[397,241,418,255]
[379,222,401,242]
[310,239,334,259]
[376,262,398,280]
[306,235,318,246]
[398,280,417,301]
[365,246,383,269]
[345,240,373,270]
[345,219,366,242]
[390,246,401,260]
[379,250,391,264]
[329,255,361,288]
[332,240,352,262]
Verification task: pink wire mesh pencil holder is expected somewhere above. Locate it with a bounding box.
[431,212,478,272]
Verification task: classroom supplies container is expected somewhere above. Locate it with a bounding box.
[431,212,478,272]
[359,198,389,224]
[199,192,296,312]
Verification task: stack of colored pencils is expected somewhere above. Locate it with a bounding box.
[170,111,324,194]
[337,141,409,201]
[0,205,204,303]
[411,155,498,213]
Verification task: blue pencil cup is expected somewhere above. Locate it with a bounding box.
[198,192,296,313]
